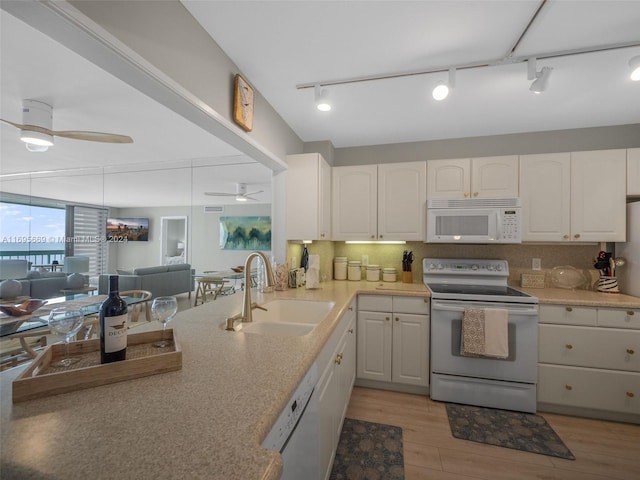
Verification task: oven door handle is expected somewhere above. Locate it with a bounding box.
[431,301,538,315]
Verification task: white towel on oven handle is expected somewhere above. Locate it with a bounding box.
[483,308,509,359]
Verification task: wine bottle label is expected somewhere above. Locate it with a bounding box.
[104,313,128,353]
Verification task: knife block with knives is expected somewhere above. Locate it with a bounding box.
[402,250,414,283]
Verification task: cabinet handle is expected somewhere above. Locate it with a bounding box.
[626,392,635,398]
[627,311,635,316]
[563,234,570,240]
[424,298,429,303]
[320,233,325,238]
[473,192,479,197]
[395,317,399,322]
[565,384,573,391]
[464,192,469,197]
[335,353,343,365]
[371,235,375,239]
[565,344,573,350]
[565,307,573,312]
[574,234,581,239]
[379,234,383,239]
[348,307,353,311]
[627,348,635,355]
[385,317,390,321]
[348,328,354,334]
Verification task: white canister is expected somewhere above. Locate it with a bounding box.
[334,257,347,280]
[348,261,362,281]
[382,267,397,282]
[366,265,380,282]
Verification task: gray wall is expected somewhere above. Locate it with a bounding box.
[332,123,640,166]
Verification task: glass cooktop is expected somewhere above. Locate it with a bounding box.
[427,284,533,298]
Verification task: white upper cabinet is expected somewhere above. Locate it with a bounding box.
[377,162,426,241]
[520,153,571,242]
[628,148,640,196]
[332,164,378,240]
[286,153,331,240]
[571,149,626,242]
[332,161,426,241]
[520,149,626,242]
[427,155,518,199]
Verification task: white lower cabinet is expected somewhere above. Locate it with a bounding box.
[317,299,356,480]
[538,304,640,421]
[356,295,430,390]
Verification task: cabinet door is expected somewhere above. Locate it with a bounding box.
[520,153,571,242]
[471,155,519,198]
[427,158,470,198]
[286,153,323,240]
[628,148,640,196]
[332,165,377,240]
[378,161,426,241]
[357,311,392,382]
[336,316,356,425]
[392,313,429,386]
[319,155,332,239]
[570,149,627,242]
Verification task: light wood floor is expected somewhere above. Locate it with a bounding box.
[345,386,640,480]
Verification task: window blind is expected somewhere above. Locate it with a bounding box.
[66,205,108,276]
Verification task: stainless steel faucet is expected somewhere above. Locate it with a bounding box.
[225,251,275,330]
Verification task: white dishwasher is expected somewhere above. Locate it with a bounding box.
[262,363,320,480]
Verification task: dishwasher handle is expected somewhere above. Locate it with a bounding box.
[431,300,538,316]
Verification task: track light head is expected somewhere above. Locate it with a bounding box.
[432,68,456,101]
[527,58,552,94]
[314,85,331,111]
[630,55,640,81]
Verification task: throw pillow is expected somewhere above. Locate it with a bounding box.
[0,279,23,299]
[67,273,85,289]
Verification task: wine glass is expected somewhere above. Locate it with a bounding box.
[151,296,178,347]
[48,307,85,367]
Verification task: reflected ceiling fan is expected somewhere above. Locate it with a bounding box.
[205,183,263,202]
[0,99,133,152]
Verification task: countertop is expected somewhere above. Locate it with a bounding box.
[1,280,638,480]
[0,280,427,480]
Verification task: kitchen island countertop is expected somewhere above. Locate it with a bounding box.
[0,280,427,480]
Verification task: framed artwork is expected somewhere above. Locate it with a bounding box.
[233,74,254,132]
[220,216,271,250]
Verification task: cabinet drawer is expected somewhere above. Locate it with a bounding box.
[539,325,639,372]
[598,308,640,329]
[539,304,597,326]
[538,364,640,415]
[358,294,392,312]
[392,296,430,315]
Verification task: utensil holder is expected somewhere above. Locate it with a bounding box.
[597,276,619,293]
[402,271,413,284]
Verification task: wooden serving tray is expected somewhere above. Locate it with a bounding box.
[12,329,182,403]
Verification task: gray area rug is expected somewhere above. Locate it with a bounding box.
[445,403,575,460]
[330,418,404,480]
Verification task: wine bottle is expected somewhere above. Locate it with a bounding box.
[100,275,128,363]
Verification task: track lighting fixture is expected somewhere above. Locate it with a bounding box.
[432,68,456,101]
[314,85,331,111]
[527,58,552,94]
[630,55,640,81]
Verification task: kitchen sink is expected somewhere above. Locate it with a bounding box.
[219,299,334,336]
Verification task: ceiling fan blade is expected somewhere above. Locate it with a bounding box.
[245,190,264,196]
[204,192,237,197]
[52,130,133,143]
[245,196,259,201]
[0,118,28,129]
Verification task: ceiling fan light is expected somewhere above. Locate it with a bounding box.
[25,143,49,153]
[20,129,53,147]
[432,81,449,101]
[236,196,248,202]
[630,55,640,81]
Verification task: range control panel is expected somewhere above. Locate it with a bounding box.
[423,258,509,274]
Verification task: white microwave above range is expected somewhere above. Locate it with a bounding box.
[426,198,521,244]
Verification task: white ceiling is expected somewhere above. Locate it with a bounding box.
[183,0,640,147]
[0,9,272,207]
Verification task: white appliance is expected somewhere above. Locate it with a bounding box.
[616,201,640,297]
[426,198,521,244]
[262,363,320,480]
[424,258,539,413]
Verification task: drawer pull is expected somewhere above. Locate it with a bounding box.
[348,328,354,334]
[385,316,390,321]
[626,392,634,398]
[627,311,635,316]
[335,353,343,365]
[565,384,573,391]
[563,234,570,240]
[395,317,399,322]
[627,348,635,355]
[565,307,573,312]
[565,344,573,350]
[574,234,581,239]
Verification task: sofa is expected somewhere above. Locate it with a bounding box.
[98,264,193,299]
[0,260,76,300]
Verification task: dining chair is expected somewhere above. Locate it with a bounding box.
[120,290,152,323]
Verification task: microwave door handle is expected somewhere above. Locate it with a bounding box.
[495,211,502,240]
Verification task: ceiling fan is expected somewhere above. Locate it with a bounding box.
[0,99,133,152]
[205,183,263,202]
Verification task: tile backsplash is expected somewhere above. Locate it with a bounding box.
[287,241,601,289]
